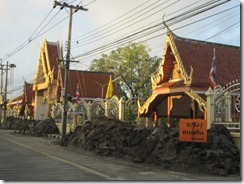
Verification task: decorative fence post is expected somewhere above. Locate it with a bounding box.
[118,97,125,121]
[87,102,91,121]
[73,110,77,131]
[225,92,232,122]
[105,100,110,118]
[205,87,215,129]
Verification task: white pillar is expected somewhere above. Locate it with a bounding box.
[205,87,215,129]
[118,98,125,121]
[225,92,232,122]
[87,102,91,121]
[105,100,110,118]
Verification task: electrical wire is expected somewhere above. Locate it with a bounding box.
[70,4,238,69]
[71,0,221,48]
[73,0,232,60]
[205,21,240,41]
[2,9,63,62]
[71,0,154,42]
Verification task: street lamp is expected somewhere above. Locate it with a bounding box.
[94,76,121,98]
[94,81,106,98]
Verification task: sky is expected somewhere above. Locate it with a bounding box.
[0,0,241,99]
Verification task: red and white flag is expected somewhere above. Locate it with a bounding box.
[208,49,216,89]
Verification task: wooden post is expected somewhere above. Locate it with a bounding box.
[204,110,207,121]
[167,96,172,127]
[153,111,158,127]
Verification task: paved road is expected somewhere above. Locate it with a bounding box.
[0,129,240,181]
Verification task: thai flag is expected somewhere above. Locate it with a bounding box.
[75,84,80,104]
[208,53,216,89]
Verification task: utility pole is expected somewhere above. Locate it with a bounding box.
[53,1,88,146]
[0,59,3,124]
[0,59,3,98]
[1,61,9,125]
[2,62,16,125]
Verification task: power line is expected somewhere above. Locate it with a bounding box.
[72,0,177,48]
[29,9,54,40]
[205,21,240,41]
[182,7,239,38]
[72,0,228,52]
[73,0,231,60]
[2,9,63,62]
[71,0,154,42]
[69,5,237,70]
[71,0,223,48]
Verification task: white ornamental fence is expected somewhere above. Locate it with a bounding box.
[51,96,142,132]
[206,79,240,131]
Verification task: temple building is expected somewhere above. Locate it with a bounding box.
[138,30,240,127]
[9,39,115,120]
[33,39,115,120]
[8,81,35,119]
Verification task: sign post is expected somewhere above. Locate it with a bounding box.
[179,119,207,143]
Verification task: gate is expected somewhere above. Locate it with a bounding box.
[124,97,139,124]
[212,79,240,131]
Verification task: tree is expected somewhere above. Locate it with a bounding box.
[89,43,161,100]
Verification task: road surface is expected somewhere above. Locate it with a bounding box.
[0,129,240,181]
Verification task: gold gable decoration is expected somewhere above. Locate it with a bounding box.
[151,32,193,90]
[167,32,193,86]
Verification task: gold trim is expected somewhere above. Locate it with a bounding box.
[185,89,206,112]
[168,33,193,86]
[151,32,193,90]
[138,93,158,115]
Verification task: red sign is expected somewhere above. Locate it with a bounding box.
[179,119,207,143]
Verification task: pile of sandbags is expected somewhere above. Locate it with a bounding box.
[68,118,240,176]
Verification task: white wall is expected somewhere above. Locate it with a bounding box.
[35,94,48,120]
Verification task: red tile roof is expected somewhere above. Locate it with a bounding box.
[25,82,35,104]
[60,69,116,99]
[46,41,60,80]
[173,34,240,89]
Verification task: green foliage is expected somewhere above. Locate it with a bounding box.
[89,43,161,100]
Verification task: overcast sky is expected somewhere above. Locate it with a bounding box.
[0,0,241,99]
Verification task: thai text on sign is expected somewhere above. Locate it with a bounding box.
[179,119,207,143]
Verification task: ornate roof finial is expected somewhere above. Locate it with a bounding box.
[162,14,171,34]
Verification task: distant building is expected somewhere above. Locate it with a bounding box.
[138,30,240,126]
[8,81,35,119]
[8,39,116,120]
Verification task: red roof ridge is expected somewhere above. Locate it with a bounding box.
[172,32,240,49]
[45,40,59,46]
